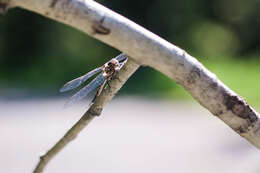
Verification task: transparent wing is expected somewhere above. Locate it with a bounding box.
[60,67,103,92]
[115,53,127,62]
[119,58,127,69]
[65,74,105,106]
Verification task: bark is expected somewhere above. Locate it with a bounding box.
[1,0,260,149]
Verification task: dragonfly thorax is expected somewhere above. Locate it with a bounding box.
[103,58,120,79]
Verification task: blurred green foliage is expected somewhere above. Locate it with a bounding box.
[0,0,260,104]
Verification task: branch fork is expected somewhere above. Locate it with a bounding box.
[1,0,260,172]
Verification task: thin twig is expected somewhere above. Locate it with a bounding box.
[33,57,139,173]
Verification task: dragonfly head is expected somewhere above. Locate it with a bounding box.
[103,58,120,79]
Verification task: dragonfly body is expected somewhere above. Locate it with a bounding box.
[60,53,127,106]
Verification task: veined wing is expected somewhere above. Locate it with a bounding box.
[115,53,127,62]
[60,67,103,92]
[65,73,105,106]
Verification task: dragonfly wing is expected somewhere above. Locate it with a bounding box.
[115,53,127,62]
[60,67,103,92]
[81,67,103,83]
[65,74,105,106]
[119,59,127,69]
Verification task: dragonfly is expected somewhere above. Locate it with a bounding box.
[60,53,128,106]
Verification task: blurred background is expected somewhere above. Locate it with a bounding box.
[1,0,260,173]
[1,0,260,104]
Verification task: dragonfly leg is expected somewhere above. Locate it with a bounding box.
[106,80,111,89]
[91,93,98,103]
[111,71,121,82]
[91,80,106,103]
[105,72,120,91]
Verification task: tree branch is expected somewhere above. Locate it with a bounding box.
[33,57,139,173]
[2,0,260,148]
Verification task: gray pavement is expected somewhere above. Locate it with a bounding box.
[0,97,259,173]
